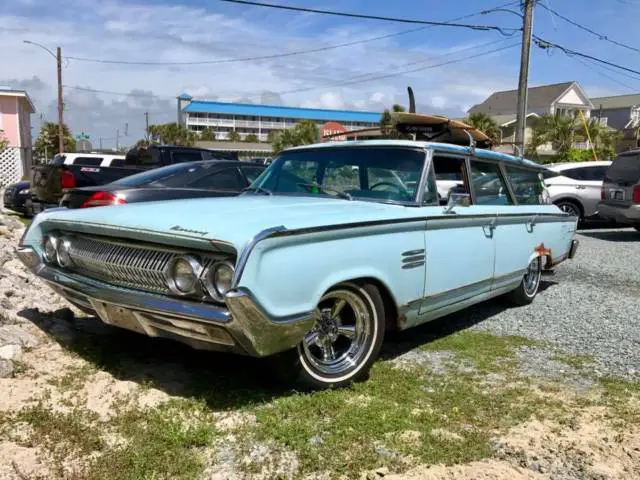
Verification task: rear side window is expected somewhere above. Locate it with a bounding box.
[560,167,589,181]
[188,168,246,190]
[504,166,544,205]
[112,162,202,187]
[171,151,204,163]
[110,159,125,167]
[50,154,66,166]
[72,157,103,167]
[606,154,640,183]
[241,166,265,183]
[470,160,513,206]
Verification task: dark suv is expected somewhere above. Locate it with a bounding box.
[597,149,640,231]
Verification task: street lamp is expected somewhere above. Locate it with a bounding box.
[24,40,65,154]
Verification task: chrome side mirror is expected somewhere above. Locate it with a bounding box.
[443,193,470,214]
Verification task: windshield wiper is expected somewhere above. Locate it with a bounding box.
[243,186,273,196]
[297,182,352,200]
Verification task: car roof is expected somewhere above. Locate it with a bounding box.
[548,161,612,171]
[285,140,543,168]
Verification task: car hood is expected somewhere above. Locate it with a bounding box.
[32,194,417,252]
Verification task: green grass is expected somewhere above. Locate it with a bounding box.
[87,399,217,480]
[549,353,594,370]
[240,332,560,477]
[420,330,538,372]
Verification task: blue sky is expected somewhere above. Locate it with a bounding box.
[2,0,639,147]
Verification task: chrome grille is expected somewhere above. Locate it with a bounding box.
[65,234,221,294]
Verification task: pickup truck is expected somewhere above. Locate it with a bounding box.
[30,145,238,214]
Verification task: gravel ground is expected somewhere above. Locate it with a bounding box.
[467,227,640,380]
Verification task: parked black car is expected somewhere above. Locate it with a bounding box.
[60,159,266,209]
[31,145,237,214]
[3,181,33,216]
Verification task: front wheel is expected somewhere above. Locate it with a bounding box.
[271,282,386,390]
[506,256,542,306]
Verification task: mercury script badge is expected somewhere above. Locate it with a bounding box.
[170,225,209,237]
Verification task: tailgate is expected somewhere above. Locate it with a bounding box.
[31,165,62,204]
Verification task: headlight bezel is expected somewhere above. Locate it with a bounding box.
[43,235,58,263]
[202,260,235,302]
[56,237,73,268]
[164,255,203,297]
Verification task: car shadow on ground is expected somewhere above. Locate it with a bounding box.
[16,279,558,408]
[578,229,639,242]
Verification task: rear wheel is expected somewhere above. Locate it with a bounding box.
[271,282,385,390]
[506,256,542,306]
[555,200,582,220]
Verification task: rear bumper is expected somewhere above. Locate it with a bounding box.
[16,246,314,357]
[596,202,640,225]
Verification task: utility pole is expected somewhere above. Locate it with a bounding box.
[145,112,149,141]
[56,46,64,154]
[116,129,119,151]
[515,0,535,153]
[99,137,102,151]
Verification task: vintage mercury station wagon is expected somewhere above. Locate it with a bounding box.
[17,138,579,389]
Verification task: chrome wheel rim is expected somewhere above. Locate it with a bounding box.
[300,289,371,376]
[558,203,579,217]
[523,257,541,296]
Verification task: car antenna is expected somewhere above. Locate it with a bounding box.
[463,130,476,156]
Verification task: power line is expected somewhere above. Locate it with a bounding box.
[62,39,516,103]
[537,3,640,54]
[534,36,640,77]
[64,1,519,66]
[573,57,638,92]
[230,41,520,101]
[219,0,521,35]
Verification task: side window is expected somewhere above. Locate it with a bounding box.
[561,167,588,181]
[421,165,438,205]
[470,160,513,206]
[110,159,125,167]
[431,155,469,204]
[73,157,102,167]
[241,166,265,184]
[171,151,204,164]
[189,168,245,190]
[584,166,607,181]
[504,166,543,205]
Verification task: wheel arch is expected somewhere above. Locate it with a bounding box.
[553,196,585,218]
[322,276,399,334]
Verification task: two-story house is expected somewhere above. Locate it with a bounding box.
[589,93,640,151]
[468,81,593,152]
[0,87,36,187]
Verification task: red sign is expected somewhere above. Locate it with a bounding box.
[320,121,348,142]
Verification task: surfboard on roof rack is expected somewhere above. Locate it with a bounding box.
[392,112,493,149]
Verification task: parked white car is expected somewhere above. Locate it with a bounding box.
[543,161,611,220]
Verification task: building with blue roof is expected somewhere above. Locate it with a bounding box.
[180,96,380,143]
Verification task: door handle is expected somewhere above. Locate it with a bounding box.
[526,214,538,233]
[482,218,497,238]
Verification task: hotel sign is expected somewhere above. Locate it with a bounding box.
[320,121,348,142]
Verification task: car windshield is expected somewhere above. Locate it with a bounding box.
[111,162,204,187]
[251,146,425,203]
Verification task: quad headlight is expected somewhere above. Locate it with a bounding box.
[165,255,203,296]
[202,261,235,302]
[56,237,73,268]
[43,235,58,263]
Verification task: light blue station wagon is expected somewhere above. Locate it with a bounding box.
[17,140,579,388]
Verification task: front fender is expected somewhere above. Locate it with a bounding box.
[237,225,425,319]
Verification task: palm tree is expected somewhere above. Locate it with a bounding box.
[245,133,259,143]
[463,112,501,145]
[528,113,578,159]
[380,104,406,138]
[200,127,216,141]
[270,121,320,154]
[228,131,241,142]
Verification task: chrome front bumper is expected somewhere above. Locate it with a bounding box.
[16,247,314,357]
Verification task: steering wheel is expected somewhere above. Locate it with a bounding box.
[370,182,405,194]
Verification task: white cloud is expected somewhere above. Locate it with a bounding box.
[0,0,520,146]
